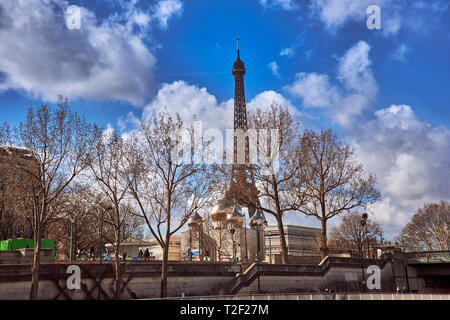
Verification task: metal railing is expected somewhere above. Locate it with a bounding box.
[154,292,450,300]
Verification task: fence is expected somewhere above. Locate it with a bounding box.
[164,292,450,300]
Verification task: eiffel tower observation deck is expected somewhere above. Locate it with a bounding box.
[211,39,265,226]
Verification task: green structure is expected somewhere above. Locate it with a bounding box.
[0,239,55,260]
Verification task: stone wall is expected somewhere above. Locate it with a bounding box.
[0,253,448,299]
[237,257,394,295]
[266,254,323,265]
[0,261,242,300]
[0,248,52,265]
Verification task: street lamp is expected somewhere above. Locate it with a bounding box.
[244,214,248,262]
[360,213,368,292]
[227,204,244,262]
[360,213,368,258]
[230,228,236,262]
[99,204,113,300]
[189,229,193,261]
[268,230,272,264]
[188,211,204,261]
[249,209,267,294]
[69,216,74,261]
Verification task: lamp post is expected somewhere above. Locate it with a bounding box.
[360,213,368,292]
[189,229,192,261]
[230,228,236,262]
[244,214,248,262]
[268,230,272,264]
[99,205,113,300]
[360,213,368,258]
[69,217,74,261]
[188,211,204,261]
[226,203,244,262]
[250,209,267,294]
[199,222,202,261]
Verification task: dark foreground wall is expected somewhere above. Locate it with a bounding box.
[0,261,241,300]
[0,254,448,299]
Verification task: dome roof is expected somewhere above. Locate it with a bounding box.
[188,211,204,227]
[249,209,267,227]
[226,203,244,223]
[211,194,234,217]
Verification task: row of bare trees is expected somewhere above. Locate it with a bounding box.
[0,98,384,298]
[231,104,381,264]
[396,200,449,252]
[0,100,221,299]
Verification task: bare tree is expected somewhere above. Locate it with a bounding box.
[86,129,132,299]
[45,191,94,260]
[123,110,219,298]
[46,185,142,261]
[10,99,96,299]
[203,213,233,261]
[329,212,382,257]
[238,104,307,264]
[298,129,380,259]
[396,200,449,252]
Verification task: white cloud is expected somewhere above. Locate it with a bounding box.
[310,0,448,36]
[130,80,449,238]
[391,44,409,62]
[267,61,280,78]
[153,0,183,29]
[286,72,338,108]
[310,0,384,29]
[142,81,299,130]
[143,80,234,130]
[280,48,294,57]
[285,41,377,127]
[352,105,450,235]
[383,15,402,36]
[118,112,142,132]
[260,0,297,10]
[0,0,157,106]
[247,90,300,120]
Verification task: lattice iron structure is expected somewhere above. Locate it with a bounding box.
[228,39,262,220]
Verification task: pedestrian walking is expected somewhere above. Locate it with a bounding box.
[330,288,336,300]
[144,248,150,261]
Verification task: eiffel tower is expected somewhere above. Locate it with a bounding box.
[211,39,263,225]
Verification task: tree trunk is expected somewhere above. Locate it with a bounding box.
[114,236,121,300]
[320,219,328,259]
[29,226,41,300]
[160,245,169,298]
[276,215,289,264]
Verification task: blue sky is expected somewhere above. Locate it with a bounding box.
[0,0,449,236]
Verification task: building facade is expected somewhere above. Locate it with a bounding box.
[180,221,265,263]
[142,235,182,261]
[0,147,38,240]
[264,225,321,262]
